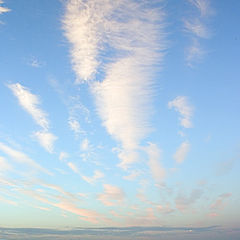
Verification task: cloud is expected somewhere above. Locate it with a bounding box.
[186,38,205,66]
[0,142,50,174]
[81,138,90,151]
[123,170,141,181]
[173,141,190,164]
[184,0,212,65]
[216,156,236,176]
[59,151,69,161]
[8,83,49,129]
[67,162,79,174]
[27,56,44,68]
[210,193,232,211]
[184,19,209,38]
[0,225,220,240]
[98,184,125,206]
[34,131,57,153]
[0,195,17,206]
[53,200,102,223]
[68,116,82,135]
[189,0,211,16]
[0,156,12,172]
[168,96,194,128]
[175,189,203,211]
[145,143,165,183]
[8,83,57,152]
[0,1,10,14]
[62,0,104,82]
[63,0,166,168]
[82,170,104,184]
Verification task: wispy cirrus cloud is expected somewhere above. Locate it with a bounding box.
[0,142,50,174]
[173,141,190,164]
[168,96,194,128]
[184,0,213,65]
[8,83,49,129]
[8,83,57,152]
[63,0,166,169]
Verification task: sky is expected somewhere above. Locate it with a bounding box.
[0,0,240,239]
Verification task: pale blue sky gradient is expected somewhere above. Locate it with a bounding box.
[0,0,240,239]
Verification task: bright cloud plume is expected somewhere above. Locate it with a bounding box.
[63,0,166,169]
[8,83,57,152]
[173,141,190,164]
[168,96,193,128]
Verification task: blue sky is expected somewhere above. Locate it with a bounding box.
[0,0,240,239]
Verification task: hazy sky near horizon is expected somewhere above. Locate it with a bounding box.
[0,0,240,239]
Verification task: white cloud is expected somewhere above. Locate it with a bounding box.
[8,83,49,130]
[80,138,89,151]
[98,184,125,206]
[63,0,166,168]
[173,141,190,164]
[8,83,57,152]
[82,170,104,184]
[0,1,10,14]
[59,152,69,161]
[34,131,57,153]
[68,117,81,135]
[67,162,79,174]
[0,156,12,172]
[145,143,165,183]
[0,142,50,174]
[168,96,194,128]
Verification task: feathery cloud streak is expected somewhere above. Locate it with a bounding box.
[8,83,57,152]
[168,96,193,128]
[0,142,50,174]
[63,0,166,168]
[185,0,212,65]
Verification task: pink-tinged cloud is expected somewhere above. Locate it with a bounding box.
[98,184,125,206]
[53,201,101,223]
